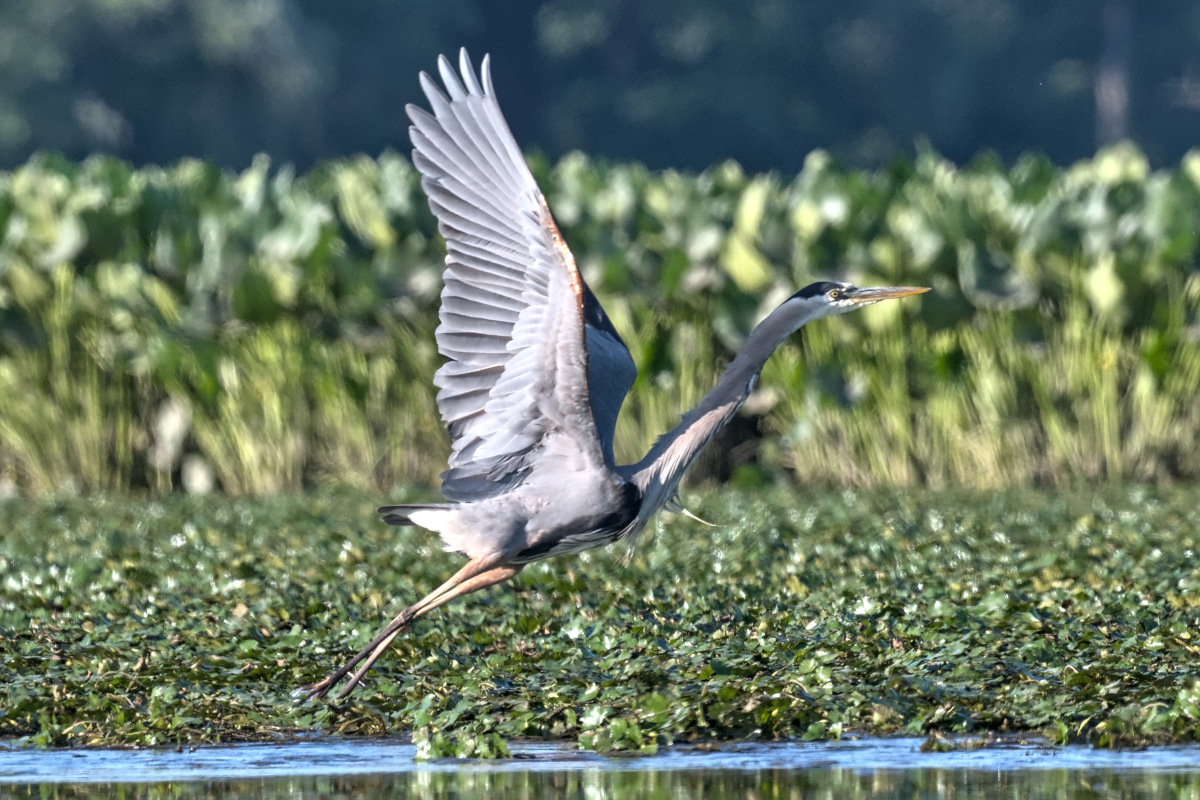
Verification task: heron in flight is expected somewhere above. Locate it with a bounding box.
[300,50,928,700]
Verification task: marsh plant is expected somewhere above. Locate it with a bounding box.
[0,145,1198,495]
[1,487,1198,748]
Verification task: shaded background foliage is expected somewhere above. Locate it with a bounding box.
[0,0,1198,171]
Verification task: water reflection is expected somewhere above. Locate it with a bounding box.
[7,768,1200,799]
[5,738,1200,799]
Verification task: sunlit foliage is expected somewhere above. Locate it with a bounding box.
[1,486,1198,748]
[0,145,1198,496]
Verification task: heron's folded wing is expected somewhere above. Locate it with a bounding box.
[409,50,625,501]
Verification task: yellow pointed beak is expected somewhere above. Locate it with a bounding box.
[848,286,931,304]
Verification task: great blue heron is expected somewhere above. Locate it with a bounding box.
[299,50,928,700]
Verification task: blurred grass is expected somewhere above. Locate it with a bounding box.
[1,486,1198,749]
[0,144,1198,495]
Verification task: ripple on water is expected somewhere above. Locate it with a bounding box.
[2,736,1200,791]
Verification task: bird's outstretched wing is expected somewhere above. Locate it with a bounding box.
[408,50,636,502]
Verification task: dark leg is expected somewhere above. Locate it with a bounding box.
[334,565,522,698]
[297,556,522,701]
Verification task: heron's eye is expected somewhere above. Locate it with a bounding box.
[829,289,840,299]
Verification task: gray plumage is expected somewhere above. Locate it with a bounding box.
[298,50,928,701]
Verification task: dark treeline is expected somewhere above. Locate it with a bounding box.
[0,0,1196,173]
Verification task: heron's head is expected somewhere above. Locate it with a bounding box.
[788,281,929,320]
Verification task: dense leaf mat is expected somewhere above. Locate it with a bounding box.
[2,486,1199,750]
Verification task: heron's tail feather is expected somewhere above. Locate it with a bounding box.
[378,503,453,527]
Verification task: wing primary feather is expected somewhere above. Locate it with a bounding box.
[457,92,528,191]
[437,55,467,101]
[409,130,517,214]
[410,130,524,223]
[426,199,529,251]
[418,72,455,113]
[417,74,495,169]
[454,51,530,194]
[421,180,522,238]
[413,74,449,108]
[423,185,524,245]
[421,71,517,195]
[455,50,528,191]
[458,49,484,95]
[457,102,523,193]
[481,54,497,98]
[411,101,518,203]
[473,63,535,185]
[415,158,523,231]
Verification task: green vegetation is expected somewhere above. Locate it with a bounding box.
[2,145,1199,496]
[2,486,1199,751]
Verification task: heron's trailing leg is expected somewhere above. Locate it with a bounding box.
[333,564,522,698]
[298,555,522,701]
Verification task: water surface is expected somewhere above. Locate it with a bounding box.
[4,736,1200,798]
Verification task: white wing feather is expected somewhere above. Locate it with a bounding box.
[409,50,635,501]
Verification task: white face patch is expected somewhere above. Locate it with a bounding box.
[829,295,863,315]
[835,297,872,311]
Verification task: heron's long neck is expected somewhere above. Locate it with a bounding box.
[623,300,819,517]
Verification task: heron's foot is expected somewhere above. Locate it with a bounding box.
[292,662,362,705]
[288,561,512,704]
[291,631,400,703]
[292,672,345,703]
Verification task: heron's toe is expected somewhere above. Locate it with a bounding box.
[291,679,334,703]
